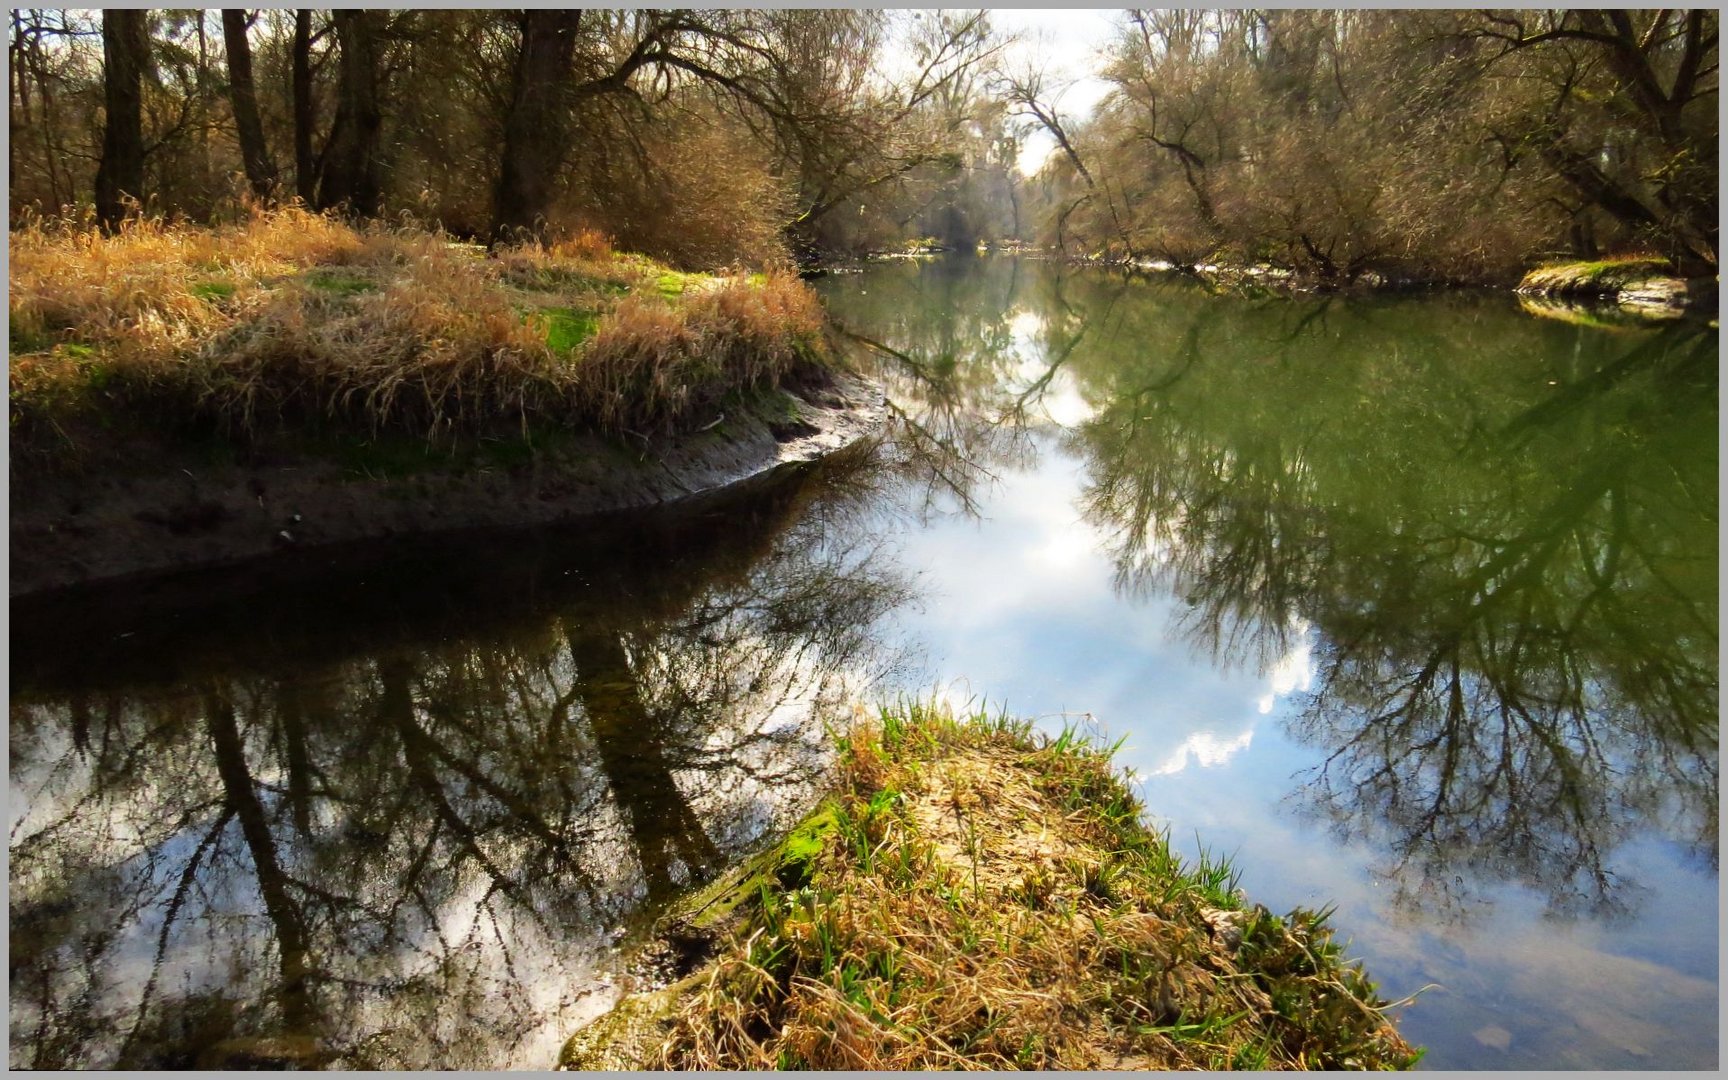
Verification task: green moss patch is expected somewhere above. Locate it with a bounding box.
[190,279,237,303]
[331,435,450,480]
[537,307,601,352]
[319,427,580,480]
[303,270,380,297]
[654,270,717,299]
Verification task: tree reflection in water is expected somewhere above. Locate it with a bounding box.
[826,255,1044,517]
[823,259,1716,922]
[1061,287,1717,920]
[9,448,913,1070]
[15,259,1718,1067]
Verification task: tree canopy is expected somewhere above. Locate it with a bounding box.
[9,8,1717,278]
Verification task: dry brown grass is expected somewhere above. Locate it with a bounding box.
[582,275,827,434]
[647,702,1421,1071]
[11,208,359,363]
[548,228,617,263]
[9,210,832,462]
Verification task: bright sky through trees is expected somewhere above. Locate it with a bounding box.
[988,8,1119,175]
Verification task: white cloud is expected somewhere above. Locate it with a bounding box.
[1255,622,1316,714]
[1148,727,1255,776]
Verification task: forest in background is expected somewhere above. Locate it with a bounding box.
[7,8,1719,283]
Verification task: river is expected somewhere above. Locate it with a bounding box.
[9,255,1717,1069]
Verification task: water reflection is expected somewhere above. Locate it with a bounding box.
[9,449,912,1070]
[823,259,1717,921]
[829,257,1040,516]
[1066,295,1717,920]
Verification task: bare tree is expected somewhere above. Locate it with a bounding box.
[994,59,1136,259]
[1468,9,1719,271]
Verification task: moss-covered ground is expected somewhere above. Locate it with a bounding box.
[1518,256,1678,296]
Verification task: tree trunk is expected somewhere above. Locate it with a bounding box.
[93,8,148,232]
[316,9,383,217]
[565,627,721,902]
[490,10,580,247]
[222,9,276,201]
[291,9,315,203]
[27,26,70,210]
[9,16,23,203]
[204,691,317,1036]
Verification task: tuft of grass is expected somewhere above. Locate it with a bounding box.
[548,228,616,263]
[632,699,1421,1071]
[509,266,631,295]
[8,209,836,467]
[580,272,828,434]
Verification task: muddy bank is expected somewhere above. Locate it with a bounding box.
[10,373,885,597]
[1025,252,1721,321]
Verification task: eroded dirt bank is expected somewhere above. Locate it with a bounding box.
[10,373,884,597]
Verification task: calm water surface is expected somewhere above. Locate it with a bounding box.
[10,256,1717,1069]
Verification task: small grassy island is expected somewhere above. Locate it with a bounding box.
[563,702,1420,1071]
[9,211,880,594]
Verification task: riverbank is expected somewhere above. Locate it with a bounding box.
[562,701,1421,1071]
[1516,257,1719,320]
[10,371,883,596]
[9,211,885,595]
[1038,251,1719,322]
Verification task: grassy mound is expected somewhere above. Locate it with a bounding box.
[1518,256,1678,296]
[568,701,1420,1071]
[9,210,831,467]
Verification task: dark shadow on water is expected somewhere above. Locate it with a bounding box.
[9,444,915,1069]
